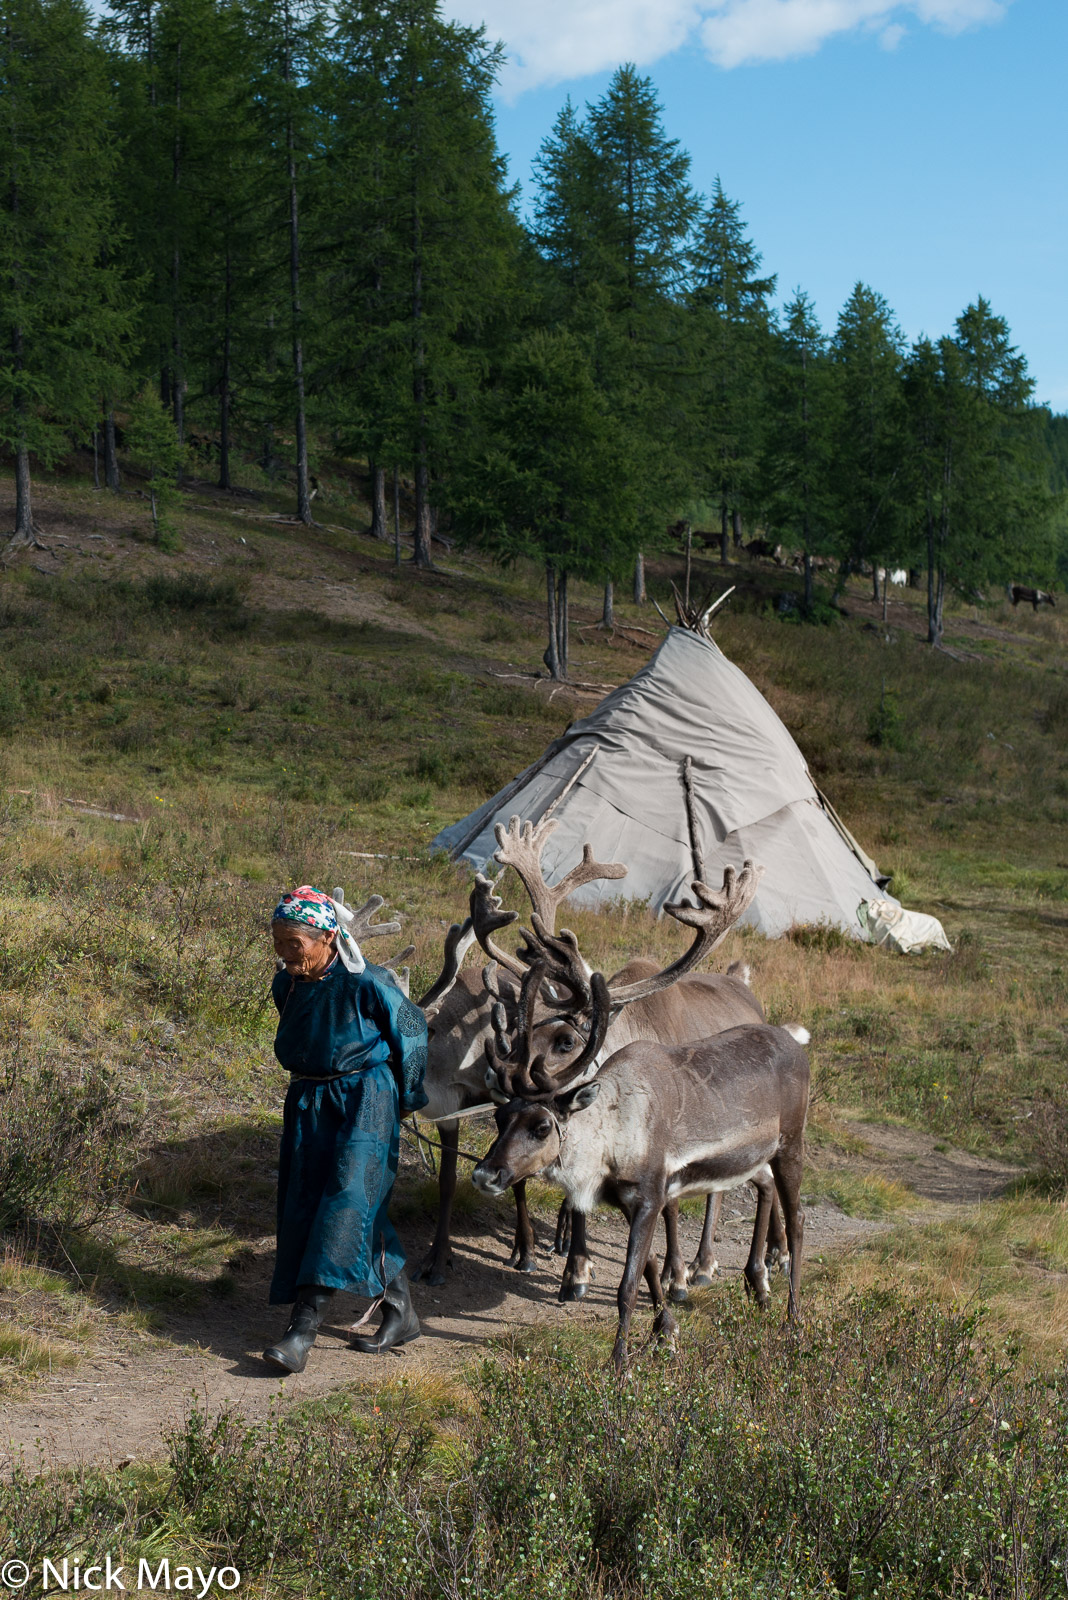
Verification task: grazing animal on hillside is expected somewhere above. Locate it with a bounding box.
[1009,584,1055,611]
[416,817,777,1297]
[473,862,810,1369]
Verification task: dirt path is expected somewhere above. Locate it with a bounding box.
[0,1123,1022,1478]
[0,1195,880,1478]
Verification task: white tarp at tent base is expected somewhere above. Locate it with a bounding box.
[432,627,898,940]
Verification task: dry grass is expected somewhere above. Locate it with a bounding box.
[811,1194,1068,1362]
[0,459,1065,1395]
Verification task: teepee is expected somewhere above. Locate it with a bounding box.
[432,626,895,940]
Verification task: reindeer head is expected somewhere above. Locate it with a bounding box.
[471,814,764,1105]
[471,1078,603,1196]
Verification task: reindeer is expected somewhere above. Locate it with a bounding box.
[468,819,778,1302]
[472,862,810,1370]
[414,817,780,1298]
[1009,584,1055,611]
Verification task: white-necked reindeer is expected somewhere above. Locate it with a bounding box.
[416,817,780,1299]
[473,861,810,1369]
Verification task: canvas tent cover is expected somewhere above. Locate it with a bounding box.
[432,627,895,939]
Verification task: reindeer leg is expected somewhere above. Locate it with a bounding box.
[689,1192,721,1287]
[412,1118,458,1286]
[554,1199,572,1257]
[743,1171,775,1310]
[659,1200,690,1303]
[644,1251,680,1352]
[764,1190,791,1277]
[771,1136,806,1322]
[613,1198,664,1373]
[508,1180,537,1273]
[559,1208,594,1301]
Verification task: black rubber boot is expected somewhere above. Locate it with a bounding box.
[263,1287,333,1374]
[350,1270,421,1354]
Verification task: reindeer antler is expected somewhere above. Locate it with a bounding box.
[603,860,764,1006]
[339,891,403,942]
[492,815,627,933]
[416,917,476,1016]
[470,873,526,981]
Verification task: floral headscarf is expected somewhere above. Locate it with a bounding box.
[272,885,365,973]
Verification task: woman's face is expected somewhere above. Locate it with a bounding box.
[272,921,337,979]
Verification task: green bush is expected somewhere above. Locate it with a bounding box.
[3,1296,1065,1598]
[0,1058,131,1231]
[142,574,244,613]
[867,687,908,750]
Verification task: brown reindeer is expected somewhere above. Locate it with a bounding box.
[469,820,778,1300]
[472,862,810,1369]
[1009,584,1055,611]
[415,817,779,1296]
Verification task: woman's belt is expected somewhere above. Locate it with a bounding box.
[289,1066,365,1083]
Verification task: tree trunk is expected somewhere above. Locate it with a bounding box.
[633,551,646,604]
[602,580,614,628]
[410,174,432,567]
[12,443,34,544]
[219,243,232,490]
[413,444,433,567]
[720,500,729,565]
[370,462,387,539]
[544,564,561,679]
[872,565,881,606]
[684,522,692,608]
[926,511,942,646]
[7,326,36,547]
[732,507,743,548]
[150,486,160,541]
[393,465,401,566]
[803,549,813,612]
[172,46,184,485]
[556,569,569,679]
[283,4,312,526]
[92,429,100,490]
[104,409,120,491]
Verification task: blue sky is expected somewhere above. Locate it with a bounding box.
[447,0,1067,411]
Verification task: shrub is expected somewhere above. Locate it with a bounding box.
[867,686,908,750]
[3,1296,1064,1599]
[0,1058,131,1231]
[142,574,244,613]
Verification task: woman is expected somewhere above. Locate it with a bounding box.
[263,885,428,1373]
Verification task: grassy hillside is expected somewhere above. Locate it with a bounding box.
[1,461,1066,1594]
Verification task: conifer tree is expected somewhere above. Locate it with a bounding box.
[533,66,698,601]
[320,0,514,567]
[0,0,131,548]
[830,283,907,601]
[452,329,638,678]
[690,181,776,564]
[766,290,836,609]
[905,301,1053,644]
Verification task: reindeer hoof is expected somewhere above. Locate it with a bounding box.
[559,1280,588,1302]
[668,1284,689,1305]
[689,1265,718,1288]
[413,1259,447,1286]
[509,1254,536,1274]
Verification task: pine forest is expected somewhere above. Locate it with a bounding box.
[1,0,1066,667]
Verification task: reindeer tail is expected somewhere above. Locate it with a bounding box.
[783,1024,811,1046]
[726,960,752,988]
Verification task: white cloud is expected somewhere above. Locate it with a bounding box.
[446,0,1009,93]
[699,0,1006,69]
